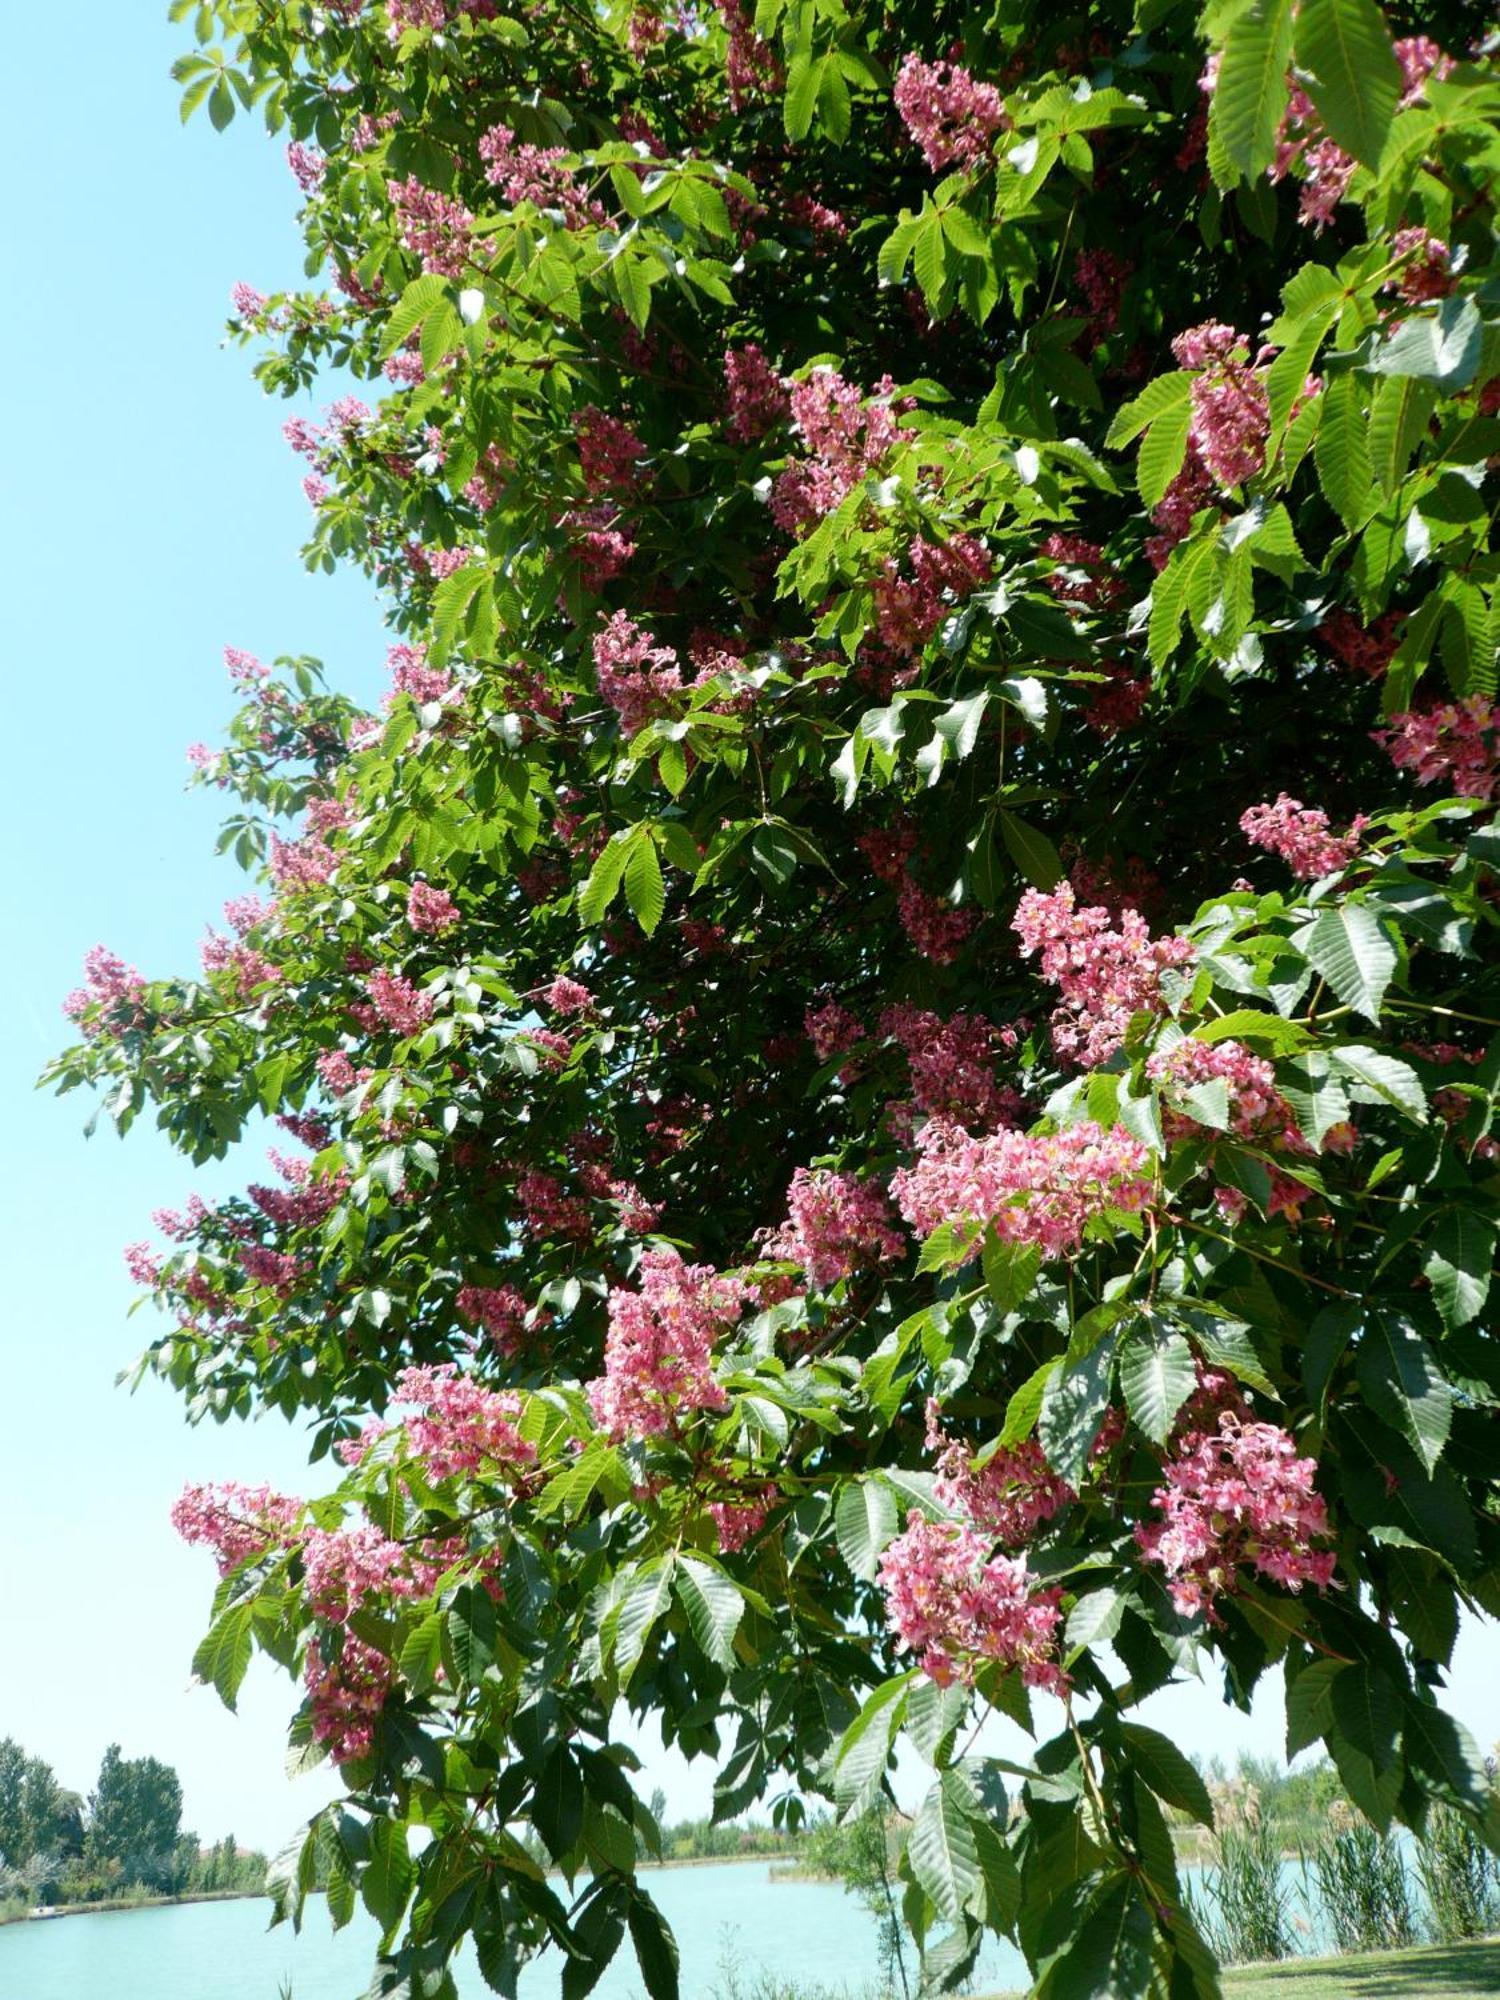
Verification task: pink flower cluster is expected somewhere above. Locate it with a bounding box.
[723,345,789,441]
[456,1282,532,1357]
[363,970,434,1036]
[879,1004,1016,1129]
[873,535,992,657]
[1375,698,1500,801]
[386,640,453,708]
[269,833,338,892]
[760,1168,905,1290]
[562,505,636,589]
[770,370,913,534]
[171,1482,304,1576]
[1170,323,1269,490]
[387,176,478,277]
[517,1170,592,1242]
[1013,882,1193,1067]
[587,1247,744,1440]
[714,0,781,107]
[1240,795,1365,879]
[1147,1037,1298,1146]
[63,946,147,1037]
[1039,533,1125,612]
[301,1524,416,1623]
[1083,663,1150,737]
[893,54,1005,172]
[239,1245,305,1295]
[708,1489,775,1554]
[891,1116,1153,1262]
[1135,1409,1335,1617]
[1387,227,1455,303]
[1318,609,1403,678]
[304,1634,392,1765]
[926,1400,1072,1547]
[407,881,459,933]
[478,123,603,229]
[593,613,683,735]
[248,1151,346,1229]
[546,974,594,1016]
[878,1513,1065,1690]
[895,877,978,965]
[573,406,647,493]
[391,1364,534,1480]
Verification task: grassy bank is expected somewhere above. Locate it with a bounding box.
[0,1887,264,1930]
[992,1940,1500,1999]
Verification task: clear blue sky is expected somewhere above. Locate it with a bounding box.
[0,1,1493,1861]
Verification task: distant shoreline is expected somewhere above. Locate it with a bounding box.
[0,1888,263,1931]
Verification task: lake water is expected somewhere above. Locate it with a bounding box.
[0,1862,1035,2000]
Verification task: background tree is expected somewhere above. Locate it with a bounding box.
[85,1745,183,1876]
[49,0,1500,1995]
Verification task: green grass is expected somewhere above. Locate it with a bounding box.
[990,1939,1500,1999]
[1220,1938,1500,1998]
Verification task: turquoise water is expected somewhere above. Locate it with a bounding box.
[0,1862,1033,2000]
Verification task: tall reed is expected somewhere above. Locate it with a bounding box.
[1306,1806,1417,1955]
[1187,1819,1297,1966]
[1417,1804,1500,1944]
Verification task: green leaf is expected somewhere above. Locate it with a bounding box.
[1313,373,1375,530]
[907,1770,980,1923]
[192,1602,254,1711]
[1118,1319,1196,1445]
[1356,1307,1453,1473]
[1119,1724,1216,1828]
[1330,1663,1403,1772]
[1367,297,1484,391]
[1295,904,1398,1021]
[1137,402,1192,509]
[1211,0,1294,180]
[1104,372,1192,451]
[362,1818,415,1939]
[1402,1702,1494,1818]
[1294,0,1401,168]
[1328,1044,1426,1122]
[626,1887,680,2000]
[1043,1875,1155,2000]
[1038,1333,1116,1486]
[624,833,665,935]
[834,1676,910,1817]
[1424,1209,1496,1332]
[1065,1584,1126,1654]
[533,1744,585,1862]
[614,1557,675,1680]
[674,1556,744,1671]
[577,836,629,926]
[835,1479,900,1582]
[999,811,1063,890]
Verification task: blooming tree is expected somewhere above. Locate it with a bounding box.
[51,1,1500,1994]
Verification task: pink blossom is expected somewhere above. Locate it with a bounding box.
[224,645,271,685]
[713,0,781,106]
[239,1244,305,1294]
[874,535,992,656]
[1013,882,1193,1066]
[302,1525,417,1623]
[479,124,604,228]
[516,1170,592,1242]
[1135,1409,1335,1617]
[761,1168,905,1289]
[1318,608,1403,678]
[573,405,647,493]
[385,640,453,707]
[287,142,326,192]
[878,1513,1065,1690]
[171,1482,303,1575]
[1376,698,1500,801]
[562,506,636,589]
[1170,323,1268,489]
[1040,533,1125,611]
[723,345,789,442]
[230,282,268,319]
[407,881,459,933]
[878,1005,1016,1129]
[893,54,1005,173]
[926,1399,1073,1546]
[708,1486,777,1553]
[388,176,478,277]
[1145,448,1217,569]
[62,945,147,1037]
[806,998,864,1064]
[457,1282,532,1357]
[124,1242,162,1287]
[392,1363,534,1480]
[892,1117,1153,1263]
[248,1151,346,1228]
[1387,227,1455,303]
[586,1247,744,1440]
[592,612,683,735]
[364,970,434,1036]
[304,1634,392,1764]
[1148,1037,1299,1147]
[1240,795,1366,878]
[546,975,594,1016]
[769,370,914,533]
[896,878,977,965]
[1083,662,1150,736]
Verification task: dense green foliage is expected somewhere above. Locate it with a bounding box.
[49,0,1500,1994]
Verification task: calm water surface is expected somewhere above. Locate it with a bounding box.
[0,1862,1034,2000]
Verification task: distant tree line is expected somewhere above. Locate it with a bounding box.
[0,1737,266,1910]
